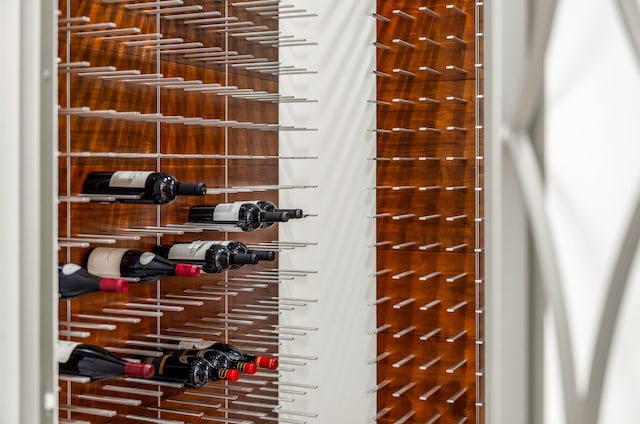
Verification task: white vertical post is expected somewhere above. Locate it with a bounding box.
[485,0,532,423]
[18,0,57,422]
[0,1,23,421]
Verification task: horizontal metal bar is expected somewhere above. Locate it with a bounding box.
[77,394,141,406]
[125,415,184,424]
[76,314,140,323]
[103,385,164,397]
[59,405,116,417]
[59,321,116,330]
[105,347,163,357]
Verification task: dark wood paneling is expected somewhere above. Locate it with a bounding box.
[375,1,482,422]
[59,1,281,423]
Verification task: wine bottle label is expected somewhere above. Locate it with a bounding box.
[109,171,153,189]
[177,340,215,350]
[57,340,80,363]
[168,241,216,261]
[212,203,242,221]
[87,248,127,278]
[139,252,156,265]
[60,263,81,276]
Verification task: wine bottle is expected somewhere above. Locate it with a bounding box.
[82,171,207,205]
[143,354,211,388]
[85,247,201,282]
[58,263,128,299]
[154,241,259,273]
[217,240,276,264]
[179,341,278,370]
[177,349,244,379]
[226,200,289,229]
[188,203,273,232]
[252,200,304,221]
[58,341,155,381]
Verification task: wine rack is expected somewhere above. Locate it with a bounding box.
[373,1,484,423]
[57,1,316,423]
[54,0,484,422]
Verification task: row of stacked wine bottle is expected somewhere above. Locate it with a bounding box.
[58,340,278,388]
[59,238,277,298]
[83,170,304,230]
[61,170,306,296]
[60,171,301,388]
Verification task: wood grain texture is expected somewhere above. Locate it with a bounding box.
[376,1,482,422]
[58,1,283,423]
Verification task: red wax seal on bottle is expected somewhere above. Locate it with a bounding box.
[225,369,240,382]
[99,278,129,293]
[124,362,155,379]
[256,356,278,370]
[240,362,257,374]
[175,263,201,277]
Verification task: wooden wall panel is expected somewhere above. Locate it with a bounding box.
[58,1,285,423]
[375,1,483,423]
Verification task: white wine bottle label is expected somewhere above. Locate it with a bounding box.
[60,263,81,276]
[212,203,243,222]
[87,248,128,278]
[168,241,216,261]
[139,252,156,265]
[109,171,153,189]
[57,340,81,363]
[178,340,215,350]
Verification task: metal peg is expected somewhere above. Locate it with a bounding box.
[393,298,415,309]
[447,388,468,404]
[392,9,416,20]
[392,355,415,368]
[446,330,468,343]
[420,386,441,401]
[446,359,468,374]
[446,4,468,16]
[420,328,442,340]
[419,7,440,18]
[447,301,468,313]
[392,38,415,49]
[392,382,416,397]
[393,326,416,338]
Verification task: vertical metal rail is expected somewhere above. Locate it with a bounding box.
[224,1,231,420]
[474,1,485,423]
[64,1,72,420]
[155,4,162,420]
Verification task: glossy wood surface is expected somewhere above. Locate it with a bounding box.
[58,1,284,423]
[375,1,483,423]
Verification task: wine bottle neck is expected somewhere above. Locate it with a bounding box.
[231,253,259,265]
[176,181,207,196]
[261,211,289,222]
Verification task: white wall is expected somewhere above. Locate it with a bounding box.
[0,1,23,422]
[278,1,377,422]
[545,0,640,422]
